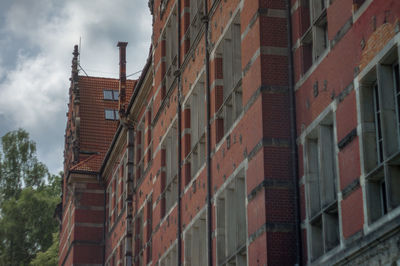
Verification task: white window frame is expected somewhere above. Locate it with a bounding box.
[136,120,145,181]
[164,124,178,214]
[310,0,328,62]
[215,169,247,266]
[302,0,328,66]
[107,181,113,231]
[358,46,400,224]
[189,0,203,45]
[216,14,243,136]
[159,243,177,266]
[120,152,128,209]
[189,76,206,178]
[134,210,144,266]
[164,7,178,92]
[303,112,340,261]
[184,211,207,266]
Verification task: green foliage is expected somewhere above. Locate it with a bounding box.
[30,233,59,266]
[0,187,59,265]
[0,129,61,265]
[48,172,62,198]
[0,129,49,201]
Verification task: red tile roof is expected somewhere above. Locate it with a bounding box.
[71,76,135,172]
[70,153,102,172]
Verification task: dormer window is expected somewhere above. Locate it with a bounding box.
[103,90,119,101]
[105,109,119,120]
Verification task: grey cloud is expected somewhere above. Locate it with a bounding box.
[0,0,151,173]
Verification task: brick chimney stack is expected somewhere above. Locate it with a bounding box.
[117,41,128,117]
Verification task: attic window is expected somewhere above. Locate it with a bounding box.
[104,90,119,101]
[105,109,119,120]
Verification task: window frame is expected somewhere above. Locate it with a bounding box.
[136,120,145,182]
[359,47,400,224]
[183,211,207,266]
[215,14,243,138]
[163,123,178,216]
[134,210,144,266]
[189,76,206,178]
[163,7,178,93]
[103,89,119,101]
[159,243,178,266]
[303,112,341,261]
[215,170,247,265]
[105,109,119,120]
[300,0,329,74]
[189,0,204,46]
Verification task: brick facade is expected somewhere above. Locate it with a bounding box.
[59,0,400,265]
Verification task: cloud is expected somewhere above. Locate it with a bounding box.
[0,0,152,173]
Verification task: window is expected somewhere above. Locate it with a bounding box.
[352,0,366,12]
[304,114,339,260]
[136,121,145,181]
[160,244,177,266]
[118,242,124,263]
[146,106,153,166]
[146,197,153,264]
[164,8,178,92]
[107,177,115,231]
[119,153,128,213]
[107,185,111,228]
[301,0,328,72]
[216,14,243,136]
[134,210,144,266]
[114,170,119,214]
[105,109,119,120]
[215,171,247,265]
[184,212,206,266]
[360,50,400,224]
[189,0,203,45]
[106,163,124,228]
[104,90,119,100]
[163,124,178,216]
[189,77,206,178]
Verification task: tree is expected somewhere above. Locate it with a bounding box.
[0,129,49,201]
[0,187,59,265]
[0,129,61,265]
[30,233,59,266]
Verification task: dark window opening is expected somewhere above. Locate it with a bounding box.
[360,51,400,225]
[394,64,400,135]
[353,0,366,11]
[373,83,384,163]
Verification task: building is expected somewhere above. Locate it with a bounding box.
[59,45,137,265]
[59,0,400,265]
[292,0,400,264]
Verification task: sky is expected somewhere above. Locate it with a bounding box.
[0,0,152,174]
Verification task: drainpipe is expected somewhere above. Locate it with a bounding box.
[202,0,212,265]
[117,42,135,265]
[126,126,135,266]
[176,0,183,265]
[286,0,303,265]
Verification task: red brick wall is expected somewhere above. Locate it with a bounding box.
[293,0,400,263]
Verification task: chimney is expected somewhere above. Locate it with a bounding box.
[117,42,128,117]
